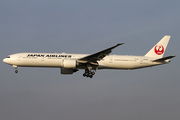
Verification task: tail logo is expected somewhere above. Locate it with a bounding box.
[154,45,164,55]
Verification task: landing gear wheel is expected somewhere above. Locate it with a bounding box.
[91,71,95,75]
[89,75,93,78]
[83,69,96,78]
[15,70,18,73]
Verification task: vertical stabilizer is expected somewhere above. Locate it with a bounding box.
[145,35,171,58]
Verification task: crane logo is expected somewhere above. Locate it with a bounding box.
[154,45,164,55]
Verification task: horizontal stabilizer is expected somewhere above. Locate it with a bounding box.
[152,55,176,62]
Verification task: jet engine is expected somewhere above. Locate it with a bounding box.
[61,68,78,74]
[63,59,77,68]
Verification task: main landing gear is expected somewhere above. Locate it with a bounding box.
[83,69,95,78]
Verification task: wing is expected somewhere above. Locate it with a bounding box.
[77,43,124,63]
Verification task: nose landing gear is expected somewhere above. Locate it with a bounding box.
[15,69,18,73]
[13,65,18,73]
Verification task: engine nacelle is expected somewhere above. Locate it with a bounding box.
[63,59,77,68]
[61,68,78,74]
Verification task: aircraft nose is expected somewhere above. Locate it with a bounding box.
[3,58,8,64]
[3,58,6,62]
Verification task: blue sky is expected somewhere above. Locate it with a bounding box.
[0,0,180,120]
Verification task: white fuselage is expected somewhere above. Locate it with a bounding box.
[3,36,174,78]
[3,52,168,70]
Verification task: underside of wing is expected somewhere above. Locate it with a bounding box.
[77,43,124,63]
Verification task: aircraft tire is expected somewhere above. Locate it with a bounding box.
[83,73,86,77]
[90,75,93,78]
[15,70,18,73]
[91,71,95,75]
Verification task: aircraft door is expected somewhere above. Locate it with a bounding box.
[17,56,21,61]
[109,57,113,63]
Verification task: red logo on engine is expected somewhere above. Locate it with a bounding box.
[154,45,164,55]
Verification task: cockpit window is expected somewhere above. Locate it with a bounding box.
[7,56,10,58]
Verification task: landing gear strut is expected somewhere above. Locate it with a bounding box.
[13,65,18,73]
[83,69,95,78]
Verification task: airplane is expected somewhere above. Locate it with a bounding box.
[3,35,175,78]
